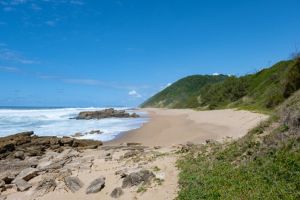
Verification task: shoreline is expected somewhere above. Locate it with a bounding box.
[106,108,269,147]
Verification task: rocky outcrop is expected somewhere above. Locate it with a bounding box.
[0,131,102,159]
[75,108,140,120]
[86,176,105,194]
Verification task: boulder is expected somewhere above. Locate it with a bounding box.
[14,179,32,191]
[86,176,105,194]
[110,187,123,198]
[64,176,83,192]
[122,170,155,188]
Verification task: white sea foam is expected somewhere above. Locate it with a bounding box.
[0,107,148,141]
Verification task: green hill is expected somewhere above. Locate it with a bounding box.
[142,58,300,112]
[140,75,228,108]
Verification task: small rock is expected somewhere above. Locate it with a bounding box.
[110,187,123,198]
[64,176,83,192]
[88,130,103,135]
[126,142,141,146]
[14,179,32,191]
[35,177,56,196]
[14,151,25,160]
[115,169,127,178]
[122,170,155,188]
[14,167,38,181]
[123,150,139,159]
[86,176,105,194]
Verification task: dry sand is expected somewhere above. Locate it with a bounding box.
[107,108,268,146]
[3,108,268,200]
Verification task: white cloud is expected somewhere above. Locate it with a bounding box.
[128,90,142,98]
[212,72,220,76]
[166,82,172,87]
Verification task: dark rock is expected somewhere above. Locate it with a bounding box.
[75,108,140,120]
[122,170,155,188]
[14,179,32,191]
[71,132,84,137]
[110,187,123,198]
[115,169,127,178]
[86,176,105,194]
[88,130,103,134]
[64,176,83,192]
[72,139,102,148]
[60,137,74,146]
[126,142,142,146]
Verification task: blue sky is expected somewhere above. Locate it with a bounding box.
[0,0,299,107]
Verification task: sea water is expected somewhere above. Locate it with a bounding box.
[0,107,149,142]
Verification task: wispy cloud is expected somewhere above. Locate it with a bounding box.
[212,72,220,76]
[0,48,40,64]
[63,78,102,85]
[0,66,20,73]
[128,90,142,98]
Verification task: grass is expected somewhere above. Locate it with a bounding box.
[177,133,300,199]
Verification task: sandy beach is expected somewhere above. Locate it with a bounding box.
[1,108,268,200]
[107,108,268,146]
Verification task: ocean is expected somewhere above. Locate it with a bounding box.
[0,107,149,142]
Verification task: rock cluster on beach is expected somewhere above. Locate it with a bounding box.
[75,108,140,120]
[0,131,177,200]
[0,131,102,160]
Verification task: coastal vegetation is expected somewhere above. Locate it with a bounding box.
[142,58,300,112]
[140,75,227,108]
